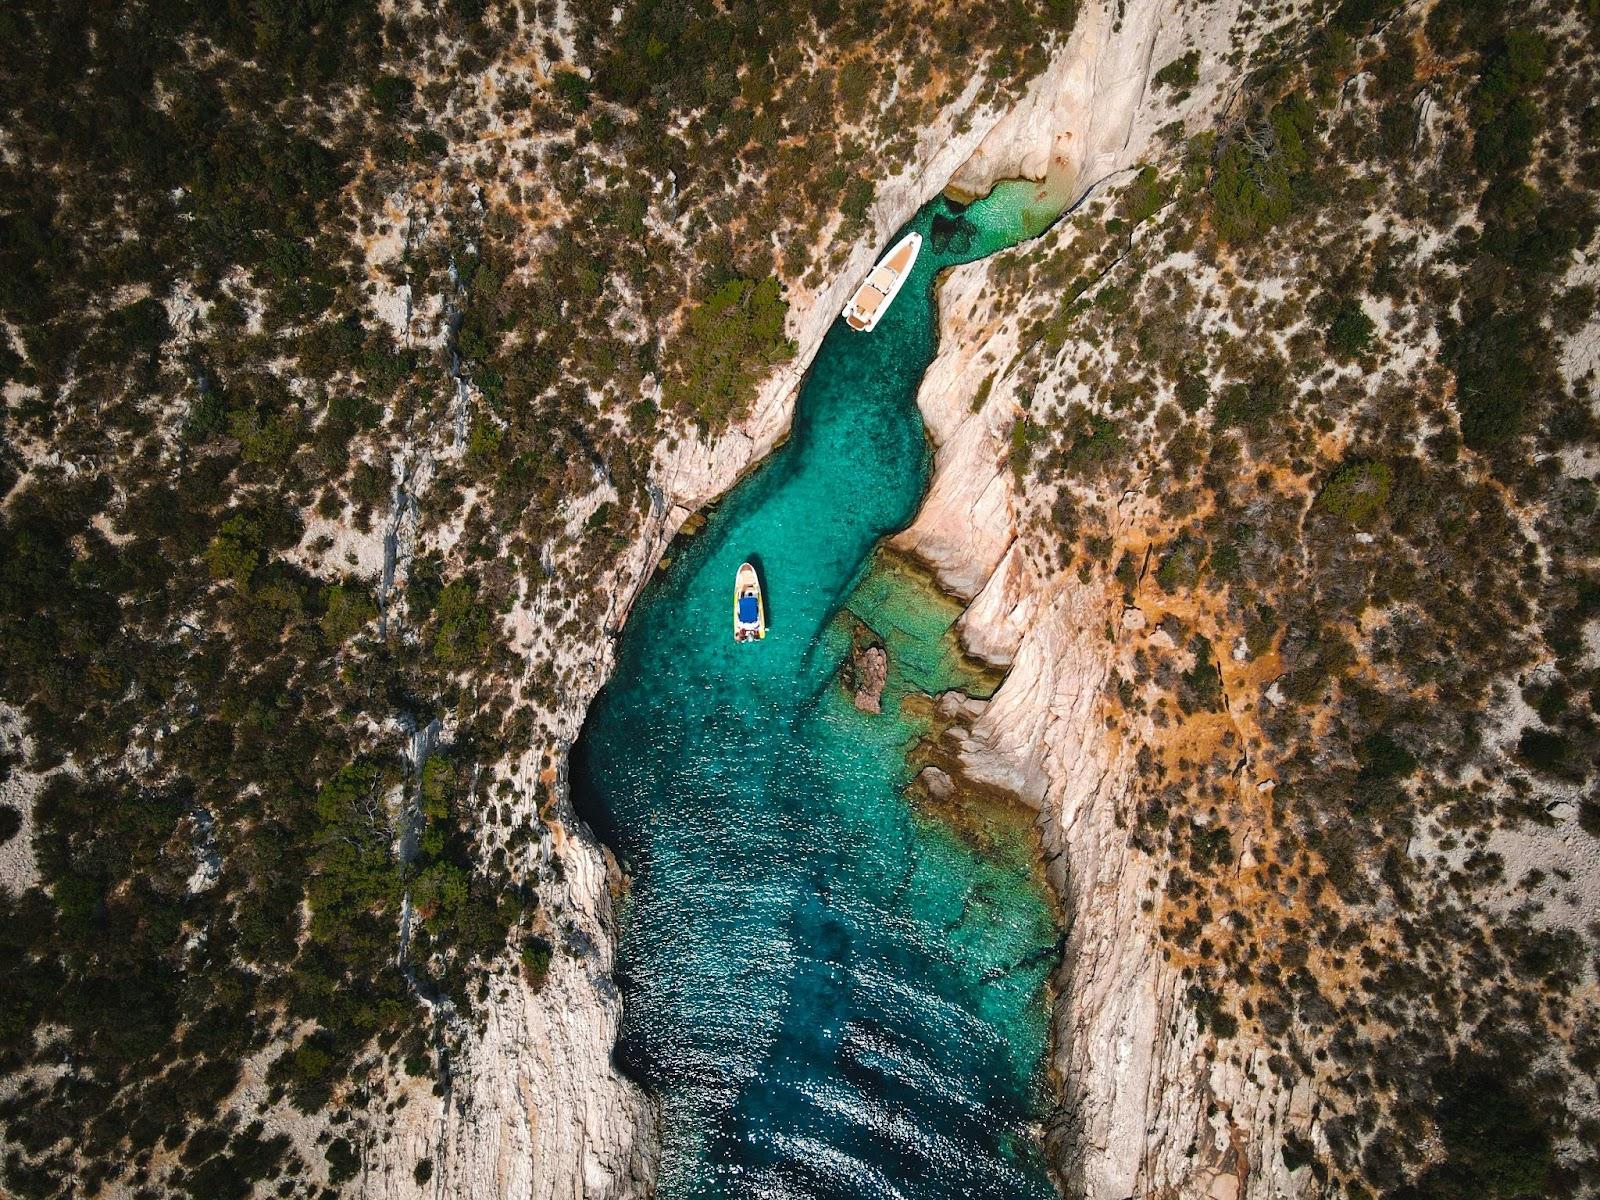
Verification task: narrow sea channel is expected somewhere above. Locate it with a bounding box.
[573,183,1064,1199]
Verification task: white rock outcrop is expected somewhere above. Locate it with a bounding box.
[371,1,1332,1193]
[946,0,1248,203]
[922,261,1320,1200]
[366,776,655,1200]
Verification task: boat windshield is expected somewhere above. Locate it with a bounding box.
[853,286,887,316]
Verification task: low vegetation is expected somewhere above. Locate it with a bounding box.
[994,0,1600,1192]
[0,0,1076,1194]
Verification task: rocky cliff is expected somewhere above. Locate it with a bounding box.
[903,0,1600,1196]
[465,3,1324,1197]
[900,2,1328,1197]
[373,0,1600,1196]
[906,227,1316,1200]
[358,37,1110,1200]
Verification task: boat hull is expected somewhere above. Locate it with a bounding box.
[733,562,766,641]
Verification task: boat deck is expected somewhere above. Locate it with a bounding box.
[844,233,921,332]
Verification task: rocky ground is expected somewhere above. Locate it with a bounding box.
[899,1,1600,1197]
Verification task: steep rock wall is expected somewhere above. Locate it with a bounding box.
[945,0,1245,204]
[369,2,1327,1193]
[922,247,1319,1200]
[900,2,1324,1197]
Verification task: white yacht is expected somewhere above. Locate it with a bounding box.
[843,232,921,332]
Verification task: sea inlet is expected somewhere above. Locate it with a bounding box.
[574,183,1066,1199]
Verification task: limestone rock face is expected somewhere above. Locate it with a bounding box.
[897,0,1257,613]
[945,0,1250,203]
[929,264,1321,1200]
[364,50,1103,1200]
[901,4,1328,1196]
[365,763,656,1200]
[367,2,1329,1193]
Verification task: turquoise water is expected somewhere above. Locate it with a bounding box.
[573,184,1062,1199]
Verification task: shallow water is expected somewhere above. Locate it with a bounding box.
[573,182,1063,1199]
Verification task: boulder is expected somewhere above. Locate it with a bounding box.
[850,644,889,714]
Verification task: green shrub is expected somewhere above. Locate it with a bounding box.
[1213,373,1285,434]
[1010,416,1048,482]
[663,277,794,431]
[205,515,264,586]
[433,579,492,668]
[1471,30,1548,176]
[1358,733,1417,782]
[1180,637,1224,712]
[1155,535,1206,592]
[324,1137,360,1185]
[1416,1058,1553,1200]
[1154,51,1199,91]
[308,762,399,953]
[551,68,590,113]
[370,74,415,114]
[1176,369,1209,413]
[1210,93,1319,242]
[1333,0,1398,34]
[1314,460,1392,527]
[841,176,875,223]
[1326,300,1375,356]
[1281,1133,1316,1172]
[1059,407,1126,477]
[521,937,554,991]
[1119,165,1172,228]
[320,584,377,644]
[1515,726,1576,778]
[1187,984,1238,1036]
[1449,304,1542,453]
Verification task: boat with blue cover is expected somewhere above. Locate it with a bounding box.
[733,561,766,642]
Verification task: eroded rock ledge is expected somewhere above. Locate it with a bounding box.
[381,2,1326,1195]
[365,30,1102,1200]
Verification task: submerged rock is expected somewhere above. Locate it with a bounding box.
[918,765,956,802]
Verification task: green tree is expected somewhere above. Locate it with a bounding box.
[1154,51,1199,91]
[205,515,263,585]
[663,277,795,431]
[1211,94,1318,241]
[1326,300,1375,356]
[1314,460,1392,527]
[320,583,377,644]
[433,579,491,667]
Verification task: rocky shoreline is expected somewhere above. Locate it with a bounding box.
[897,5,1325,1195]
[372,3,1316,1195]
[363,22,1107,1200]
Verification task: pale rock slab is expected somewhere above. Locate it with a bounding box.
[364,41,1122,1200]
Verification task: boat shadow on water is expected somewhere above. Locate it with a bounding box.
[743,552,771,631]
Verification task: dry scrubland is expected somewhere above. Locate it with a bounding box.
[971,0,1600,1194]
[2,0,1600,1198]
